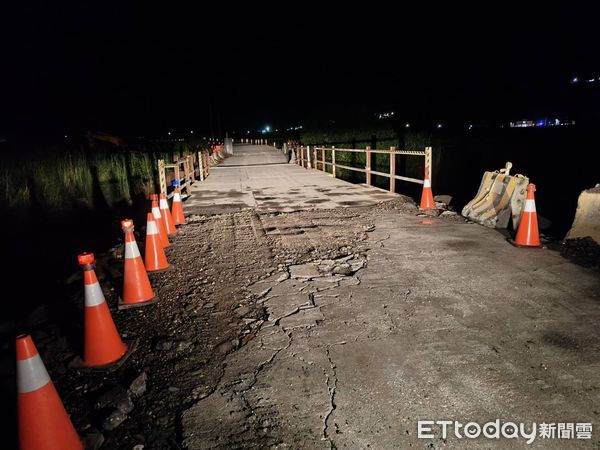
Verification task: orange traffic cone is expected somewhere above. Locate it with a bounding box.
[144,213,170,272]
[420,165,435,209]
[150,194,170,248]
[78,252,128,367]
[159,193,177,235]
[171,180,185,225]
[120,219,156,308]
[511,184,542,248]
[17,334,83,450]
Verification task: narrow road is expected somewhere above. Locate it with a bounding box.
[185,144,398,214]
[181,145,600,449]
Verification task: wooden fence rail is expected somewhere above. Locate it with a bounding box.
[293,145,432,193]
[157,150,211,199]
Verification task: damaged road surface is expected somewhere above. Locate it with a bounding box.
[24,145,599,449]
[180,146,600,449]
[182,206,600,449]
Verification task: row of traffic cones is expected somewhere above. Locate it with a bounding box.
[419,166,541,247]
[122,182,186,306]
[16,181,187,449]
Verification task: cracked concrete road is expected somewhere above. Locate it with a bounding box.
[182,145,600,449]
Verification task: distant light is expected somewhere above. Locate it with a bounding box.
[571,77,578,83]
[168,131,172,136]
[64,134,68,138]
[587,78,595,83]
[436,123,443,129]
[377,111,395,120]
[468,124,473,130]
[265,126,271,132]
[247,130,250,134]
[190,130,194,134]
[405,123,410,128]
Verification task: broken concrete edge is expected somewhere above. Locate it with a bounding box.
[461,169,529,230]
[565,184,600,244]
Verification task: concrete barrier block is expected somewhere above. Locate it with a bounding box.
[566,184,600,244]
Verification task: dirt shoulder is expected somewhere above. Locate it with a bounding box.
[6,198,414,449]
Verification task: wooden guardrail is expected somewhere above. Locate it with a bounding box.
[158,150,211,199]
[294,145,432,193]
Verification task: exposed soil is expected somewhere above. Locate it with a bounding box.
[3,196,422,449]
[560,237,600,271]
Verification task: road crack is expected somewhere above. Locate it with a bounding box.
[323,344,339,449]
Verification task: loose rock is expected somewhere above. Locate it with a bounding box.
[102,410,128,431]
[129,372,147,398]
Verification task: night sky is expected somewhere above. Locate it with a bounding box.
[1,2,599,138]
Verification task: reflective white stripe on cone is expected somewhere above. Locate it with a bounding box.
[17,354,51,393]
[84,282,105,307]
[125,241,141,258]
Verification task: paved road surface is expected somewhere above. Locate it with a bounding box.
[186,144,397,214]
[182,144,600,449]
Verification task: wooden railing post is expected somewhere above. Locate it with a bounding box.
[313,146,317,170]
[425,146,433,185]
[188,154,195,182]
[307,145,312,169]
[365,146,371,185]
[321,146,326,171]
[183,157,191,195]
[389,146,396,193]
[332,146,336,178]
[174,160,181,194]
[192,154,197,182]
[158,159,167,195]
[198,151,205,181]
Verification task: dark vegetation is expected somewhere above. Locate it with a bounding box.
[299,123,598,239]
[0,137,208,323]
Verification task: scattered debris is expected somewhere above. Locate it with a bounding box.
[83,429,105,450]
[129,372,147,398]
[440,210,458,217]
[12,200,407,448]
[102,410,128,431]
